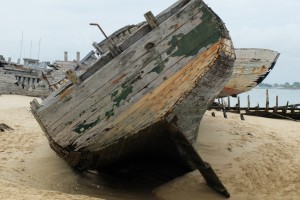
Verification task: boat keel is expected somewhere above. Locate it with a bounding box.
[164,117,230,198]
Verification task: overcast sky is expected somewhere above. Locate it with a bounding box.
[0,0,299,84]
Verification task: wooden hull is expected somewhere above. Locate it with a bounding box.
[219,48,280,97]
[31,0,235,171]
[0,66,50,97]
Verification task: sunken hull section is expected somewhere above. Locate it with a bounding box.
[0,66,50,97]
[219,48,280,97]
[31,0,235,175]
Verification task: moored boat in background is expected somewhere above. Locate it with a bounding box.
[219,48,280,97]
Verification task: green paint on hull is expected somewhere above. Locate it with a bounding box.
[73,116,101,134]
[112,86,133,107]
[73,77,135,134]
[71,4,226,135]
[105,109,115,118]
[167,7,222,57]
[148,56,168,74]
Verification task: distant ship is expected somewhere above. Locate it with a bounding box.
[219,48,280,97]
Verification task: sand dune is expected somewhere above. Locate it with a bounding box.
[0,95,299,199]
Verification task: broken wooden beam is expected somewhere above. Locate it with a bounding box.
[65,69,81,85]
[0,123,13,132]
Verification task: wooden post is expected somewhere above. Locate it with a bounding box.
[247,95,250,112]
[273,95,278,112]
[222,106,227,118]
[227,96,230,111]
[240,114,245,120]
[237,96,240,114]
[144,11,159,29]
[265,89,269,112]
[283,101,289,114]
[221,98,227,118]
[291,105,295,114]
[217,98,221,111]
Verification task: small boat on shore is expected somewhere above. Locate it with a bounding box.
[219,48,280,97]
[0,58,51,97]
[31,0,235,196]
[0,54,94,98]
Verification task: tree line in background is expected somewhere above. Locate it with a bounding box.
[258,82,300,89]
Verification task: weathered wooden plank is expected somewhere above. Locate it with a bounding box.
[59,40,234,147]
[48,10,223,142]
[53,43,219,144]
[55,45,217,145]
[72,39,233,151]
[38,0,201,117]
[36,3,208,129]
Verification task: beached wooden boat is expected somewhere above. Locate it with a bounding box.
[0,62,51,97]
[219,48,280,97]
[31,0,235,196]
[0,54,94,97]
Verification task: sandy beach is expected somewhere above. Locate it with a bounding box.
[0,94,299,200]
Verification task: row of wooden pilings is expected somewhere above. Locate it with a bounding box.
[217,89,299,114]
[211,89,300,121]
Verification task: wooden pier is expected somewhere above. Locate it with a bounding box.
[210,89,300,121]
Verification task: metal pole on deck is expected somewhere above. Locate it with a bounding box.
[89,23,121,57]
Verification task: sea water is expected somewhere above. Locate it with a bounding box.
[220,88,300,108]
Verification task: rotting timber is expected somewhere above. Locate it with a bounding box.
[30,0,235,197]
[0,64,50,97]
[219,48,280,97]
[212,91,300,121]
